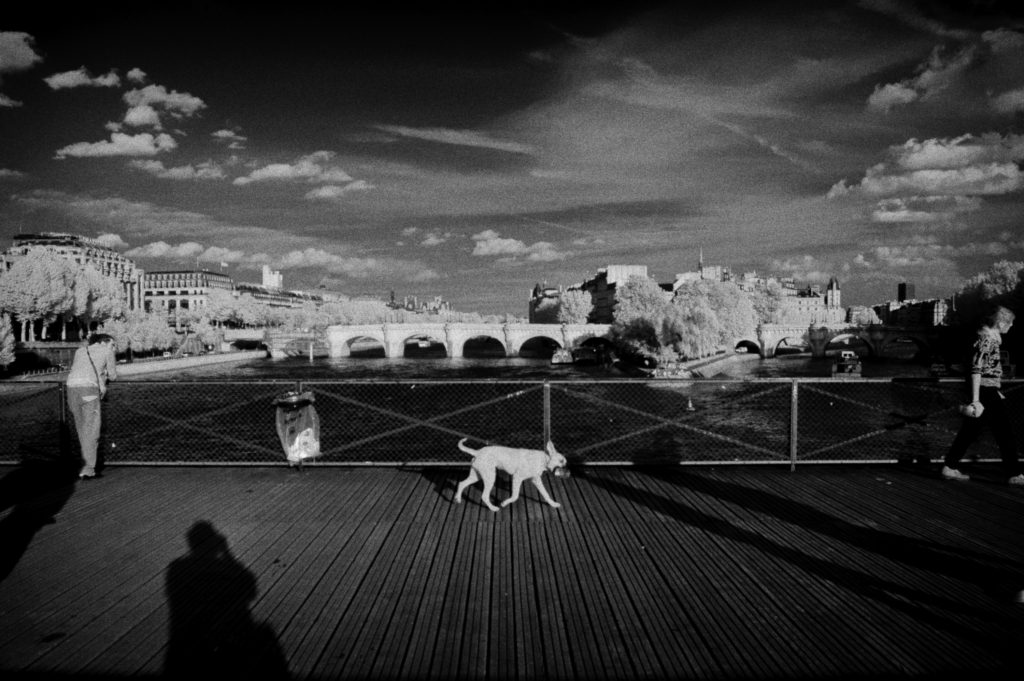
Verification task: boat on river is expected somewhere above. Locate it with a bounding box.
[831,350,861,377]
[550,348,573,365]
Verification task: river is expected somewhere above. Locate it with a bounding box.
[128,350,935,381]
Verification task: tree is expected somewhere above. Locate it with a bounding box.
[748,280,786,324]
[103,310,178,354]
[71,264,128,339]
[0,250,75,341]
[850,306,881,326]
[531,297,560,323]
[662,297,720,360]
[0,313,15,370]
[954,260,1024,326]
[557,289,592,324]
[613,275,671,325]
[204,289,239,326]
[675,280,757,343]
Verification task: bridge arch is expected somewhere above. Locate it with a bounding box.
[514,334,562,358]
[734,338,762,356]
[824,333,875,358]
[460,334,508,358]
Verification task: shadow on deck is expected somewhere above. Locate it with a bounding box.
[1,461,1023,680]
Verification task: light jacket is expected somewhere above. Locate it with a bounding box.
[66,343,118,393]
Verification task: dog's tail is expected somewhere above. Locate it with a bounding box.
[457,438,478,457]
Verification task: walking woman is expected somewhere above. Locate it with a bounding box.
[66,333,117,480]
[942,305,1024,485]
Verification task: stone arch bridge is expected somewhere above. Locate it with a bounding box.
[741,324,940,359]
[324,322,612,359]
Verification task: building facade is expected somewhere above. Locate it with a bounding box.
[1,232,144,309]
[571,265,654,324]
[143,270,234,317]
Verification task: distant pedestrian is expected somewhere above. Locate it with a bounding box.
[66,333,117,480]
[942,305,1023,485]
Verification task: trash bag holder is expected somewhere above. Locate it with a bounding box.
[273,390,321,469]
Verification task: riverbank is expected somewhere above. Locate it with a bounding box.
[11,349,268,381]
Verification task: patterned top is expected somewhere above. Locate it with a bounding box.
[970,327,1002,387]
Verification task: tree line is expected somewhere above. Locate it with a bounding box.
[0,249,524,368]
[2,248,1022,370]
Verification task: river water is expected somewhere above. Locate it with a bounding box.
[133,351,933,381]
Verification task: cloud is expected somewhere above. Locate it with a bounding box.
[54,132,178,159]
[768,255,840,283]
[866,82,919,112]
[211,129,247,149]
[199,246,246,263]
[829,133,1024,201]
[866,44,976,113]
[376,125,535,155]
[420,231,453,247]
[0,31,43,107]
[0,168,27,180]
[233,151,352,186]
[470,229,570,262]
[991,87,1024,114]
[93,233,129,249]
[126,67,147,83]
[123,84,206,120]
[871,195,981,223]
[44,67,120,89]
[0,32,42,75]
[124,240,204,259]
[273,247,440,281]
[858,0,973,40]
[123,104,162,129]
[128,159,226,180]
[9,189,441,283]
[304,181,374,200]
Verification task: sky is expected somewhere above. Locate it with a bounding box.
[2,1,1023,316]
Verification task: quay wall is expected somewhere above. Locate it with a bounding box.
[12,349,267,381]
[116,350,267,377]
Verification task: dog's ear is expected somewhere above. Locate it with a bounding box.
[546,440,557,456]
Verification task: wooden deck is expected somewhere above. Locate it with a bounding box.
[1,461,1023,680]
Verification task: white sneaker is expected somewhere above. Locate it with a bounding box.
[942,466,970,481]
[1009,474,1024,486]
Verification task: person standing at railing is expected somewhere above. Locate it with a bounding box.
[66,333,117,480]
[942,305,1024,485]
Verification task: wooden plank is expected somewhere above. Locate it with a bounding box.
[331,477,445,679]
[2,465,1024,680]
[278,470,422,676]
[368,483,451,679]
[396,490,465,679]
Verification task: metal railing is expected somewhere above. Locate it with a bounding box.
[1,378,1021,469]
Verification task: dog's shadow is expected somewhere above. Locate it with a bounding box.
[414,467,510,509]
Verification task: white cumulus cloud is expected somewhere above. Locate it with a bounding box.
[128,159,226,180]
[44,67,121,89]
[471,230,569,261]
[55,132,177,159]
[124,240,204,259]
[234,151,352,186]
[123,84,206,119]
[0,31,43,107]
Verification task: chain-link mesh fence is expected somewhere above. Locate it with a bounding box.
[1,378,1021,467]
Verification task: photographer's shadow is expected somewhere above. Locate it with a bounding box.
[164,521,289,678]
[0,456,78,583]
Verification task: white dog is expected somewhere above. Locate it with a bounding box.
[454,438,567,511]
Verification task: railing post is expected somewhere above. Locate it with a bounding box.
[790,379,799,472]
[543,380,551,446]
